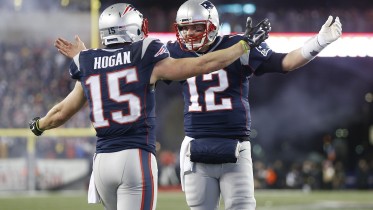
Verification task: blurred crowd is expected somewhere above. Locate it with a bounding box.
[157,150,373,190]
[0,1,373,32]
[2,137,372,190]
[140,7,373,33]
[221,8,373,33]
[0,41,91,128]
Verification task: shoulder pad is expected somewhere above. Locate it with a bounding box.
[142,37,158,59]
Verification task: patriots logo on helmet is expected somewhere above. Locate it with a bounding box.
[200,1,214,10]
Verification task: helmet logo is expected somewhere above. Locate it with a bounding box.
[200,1,214,10]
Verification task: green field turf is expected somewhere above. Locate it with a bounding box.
[0,190,372,210]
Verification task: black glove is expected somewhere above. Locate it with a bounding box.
[29,117,44,136]
[243,17,271,48]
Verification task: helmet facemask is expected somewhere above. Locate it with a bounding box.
[175,20,217,52]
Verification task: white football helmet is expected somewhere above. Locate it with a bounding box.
[99,3,148,46]
[175,0,220,51]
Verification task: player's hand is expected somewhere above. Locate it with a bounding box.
[29,117,44,136]
[317,16,342,47]
[243,17,271,48]
[54,35,86,59]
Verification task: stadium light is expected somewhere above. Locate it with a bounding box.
[218,3,256,15]
[61,0,69,7]
[243,4,256,14]
[13,0,22,11]
[218,4,243,15]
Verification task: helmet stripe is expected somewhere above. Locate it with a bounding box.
[122,5,135,16]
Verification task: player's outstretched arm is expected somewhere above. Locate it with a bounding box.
[151,41,247,83]
[282,16,342,72]
[55,35,87,59]
[29,82,87,136]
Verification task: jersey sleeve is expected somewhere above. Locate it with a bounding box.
[249,42,273,70]
[142,38,170,64]
[243,41,287,75]
[227,35,272,73]
[69,53,82,80]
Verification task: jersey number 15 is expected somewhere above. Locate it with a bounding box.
[85,68,141,128]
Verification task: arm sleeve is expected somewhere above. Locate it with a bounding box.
[254,52,287,76]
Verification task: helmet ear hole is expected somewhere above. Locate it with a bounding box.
[142,18,149,37]
[207,21,218,41]
[208,22,217,32]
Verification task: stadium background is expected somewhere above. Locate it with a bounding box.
[0,0,372,194]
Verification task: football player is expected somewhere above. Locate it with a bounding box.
[28,3,270,210]
[167,0,342,210]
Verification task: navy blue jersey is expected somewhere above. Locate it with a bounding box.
[70,38,169,154]
[167,35,284,138]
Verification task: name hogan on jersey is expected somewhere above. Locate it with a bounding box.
[94,51,131,69]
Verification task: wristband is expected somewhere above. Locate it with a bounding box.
[301,35,325,60]
[239,40,250,54]
[29,117,44,136]
[35,119,44,132]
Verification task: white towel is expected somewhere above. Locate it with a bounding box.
[87,172,101,203]
[88,154,101,203]
[179,136,194,191]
